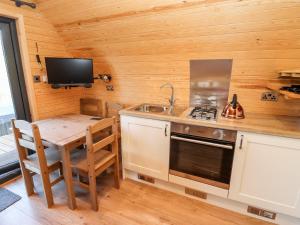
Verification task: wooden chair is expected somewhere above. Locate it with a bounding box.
[105,102,124,119]
[80,98,106,117]
[11,119,64,208]
[71,117,120,211]
[105,102,124,138]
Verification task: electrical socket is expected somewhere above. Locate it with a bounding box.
[261,91,278,102]
[106,85,114,91]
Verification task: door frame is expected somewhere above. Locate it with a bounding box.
[0,9,37,184]
[0,8,38,120]
[0,17,31,121]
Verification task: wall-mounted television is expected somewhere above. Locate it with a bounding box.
[45,57,94,87]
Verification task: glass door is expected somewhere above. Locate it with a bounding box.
[0,17,31,184]
[170,134,235,185]
[0,31,16,167]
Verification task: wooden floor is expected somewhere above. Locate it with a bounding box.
[0,174,275,225]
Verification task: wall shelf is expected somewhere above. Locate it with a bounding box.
[278,70,300,79]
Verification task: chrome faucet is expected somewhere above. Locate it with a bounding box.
[160,82,175,114]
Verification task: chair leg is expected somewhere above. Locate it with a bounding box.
[21,165,34,196]
[113,157,120,189]
[88,175,98,211]
[40,171,54,208]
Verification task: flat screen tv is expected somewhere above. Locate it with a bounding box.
[45,57,94,85]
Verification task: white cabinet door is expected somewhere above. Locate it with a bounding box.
[121,115,170,181]
[229,131,300,217]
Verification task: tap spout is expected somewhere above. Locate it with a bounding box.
[160,83,175,114]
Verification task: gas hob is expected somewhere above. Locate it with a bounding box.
[189,105,218,121]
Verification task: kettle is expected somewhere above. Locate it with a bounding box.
[221,94,245,119]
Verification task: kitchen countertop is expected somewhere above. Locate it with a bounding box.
[119,105,300,139]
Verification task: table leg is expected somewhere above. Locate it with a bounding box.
[61,145,77,210]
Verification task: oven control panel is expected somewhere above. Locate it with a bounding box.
[171,122,237,143]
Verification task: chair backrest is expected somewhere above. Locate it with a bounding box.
[80,98,106,117]
[105,102,124,120]
[11,119,48,172]
[85,117,118,171]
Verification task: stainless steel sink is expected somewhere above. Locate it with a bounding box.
[133,104,169,114]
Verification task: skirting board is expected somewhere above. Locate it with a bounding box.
[169,174,228,198]
[124,169,300,225]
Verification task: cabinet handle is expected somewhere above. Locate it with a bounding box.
[239,135,244,150]
[171,135,233,150]
[165,124,168,137]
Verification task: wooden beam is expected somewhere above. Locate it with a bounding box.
[54,0,227,28]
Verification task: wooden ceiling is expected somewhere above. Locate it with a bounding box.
[36,0,224,26]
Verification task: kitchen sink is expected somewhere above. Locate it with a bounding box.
[133,104,169,114]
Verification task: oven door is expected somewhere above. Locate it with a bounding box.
[170,133,235,189]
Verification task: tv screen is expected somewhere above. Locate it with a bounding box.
[45,57,94,84]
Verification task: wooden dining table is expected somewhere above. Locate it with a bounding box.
[34,114,101,210]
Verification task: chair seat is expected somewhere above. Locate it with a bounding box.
[24,147,61,170]
[71,149,115,172]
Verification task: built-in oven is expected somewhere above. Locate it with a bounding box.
[170,123,237,190]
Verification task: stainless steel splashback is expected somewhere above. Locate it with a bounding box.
[190,59,233,108]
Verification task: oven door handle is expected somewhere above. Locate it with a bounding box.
[171,135,233,150]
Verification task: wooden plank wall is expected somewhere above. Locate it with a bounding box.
[38,1,300,116]
[0,1,84,120]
